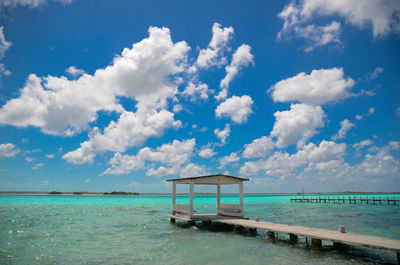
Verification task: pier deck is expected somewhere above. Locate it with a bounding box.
[169,214,400,263]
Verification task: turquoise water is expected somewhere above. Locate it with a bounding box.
[1,194,399,264]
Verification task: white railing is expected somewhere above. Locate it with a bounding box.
[217,203,242,217]
[173,204,190,217]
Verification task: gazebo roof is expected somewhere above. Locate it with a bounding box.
[167,174,249,185]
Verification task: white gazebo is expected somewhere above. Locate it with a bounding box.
[167,174,249,224]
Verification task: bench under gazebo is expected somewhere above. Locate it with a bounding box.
[167,174,249,225]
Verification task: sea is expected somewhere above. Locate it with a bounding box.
[1,193,399,264]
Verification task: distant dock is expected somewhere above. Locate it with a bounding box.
[291,196,400,205]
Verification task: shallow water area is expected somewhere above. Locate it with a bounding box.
[0,194,399,264]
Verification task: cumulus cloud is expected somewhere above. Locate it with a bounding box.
[240,140,346,177]
[271,103,326,148]
[0,27,189,137]
[217,44,254,100]
[65,66,85,77]
[215,95,253,124]
[191,23,234,71]
[102,138,195,175]
[199,146,217,158]
[357,142,400,176]
[214,124,230,146]
[278,0,400,50]
[270,68,354,105]
[64,110,182,164]
[332,119,355,140]
[182,81,209,101]
[242,136,274,158]
[0,143,20,158]
[218,152,240,168]
[180,163,208,178]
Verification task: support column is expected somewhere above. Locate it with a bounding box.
[172,182,176,214]
[267,231,275,242]
[289,233,298,243]
[239,181,244,217]
[311,238,322,251]
[189,179,194,218]
[216,184,221,215]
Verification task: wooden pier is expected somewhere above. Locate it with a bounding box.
[291,195,400,205]
[169,214,400,264]
[167,175,400,263]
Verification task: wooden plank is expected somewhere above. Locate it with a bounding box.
[216,219,400,253]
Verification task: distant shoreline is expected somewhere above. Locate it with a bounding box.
[0,191,399,196]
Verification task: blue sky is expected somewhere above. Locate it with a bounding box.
[0,0,399,193]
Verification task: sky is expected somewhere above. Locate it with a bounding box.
[0,0,399,193]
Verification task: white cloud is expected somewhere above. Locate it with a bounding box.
[396,107,400,117]
[25,157,36,162]
[32,163,44,170]
[218,152,240,168]
[217,44,254,99]
[295,21,342,52]
[270,68,354,105]
[180,163,208,178]
[0,27,189,137]
[182,81,209,101]
[367,67,383,80]
[0,27,11,59]
[146,165,179,177]
[139,138,195,166]
[357,142,400,176]
[215,95,253,124]
[102,139,195,175]
[102,153,145,175]
[242,136,274,158]
[64,110,181,164]
[192,23,234,71]
[172,104,183,113]
[65,66,85,77]
[0,0,72,8]
[271,103,326,148]
[355,107,375,120]
[0,143,19,158]
[278,0,400,50]
[199,146,217,158]
[46,153,54,159]
[214,124,230,146]
[353,139,373,150]
[332,119,355,140]
[239,140,346,177]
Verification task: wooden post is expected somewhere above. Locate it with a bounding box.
[267,231,275,242]
[233,225,241,234]
[396,252,399,265]
[170,218,175,224]
[249,228,257,234]
[239,181,244,217]
[216,184,221,215]
[289,233,298,243]
[172,182,176,214]
[202,220,211,226]
[189,179,194,218]
[311,238,322,251]
[333,242,347,250]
